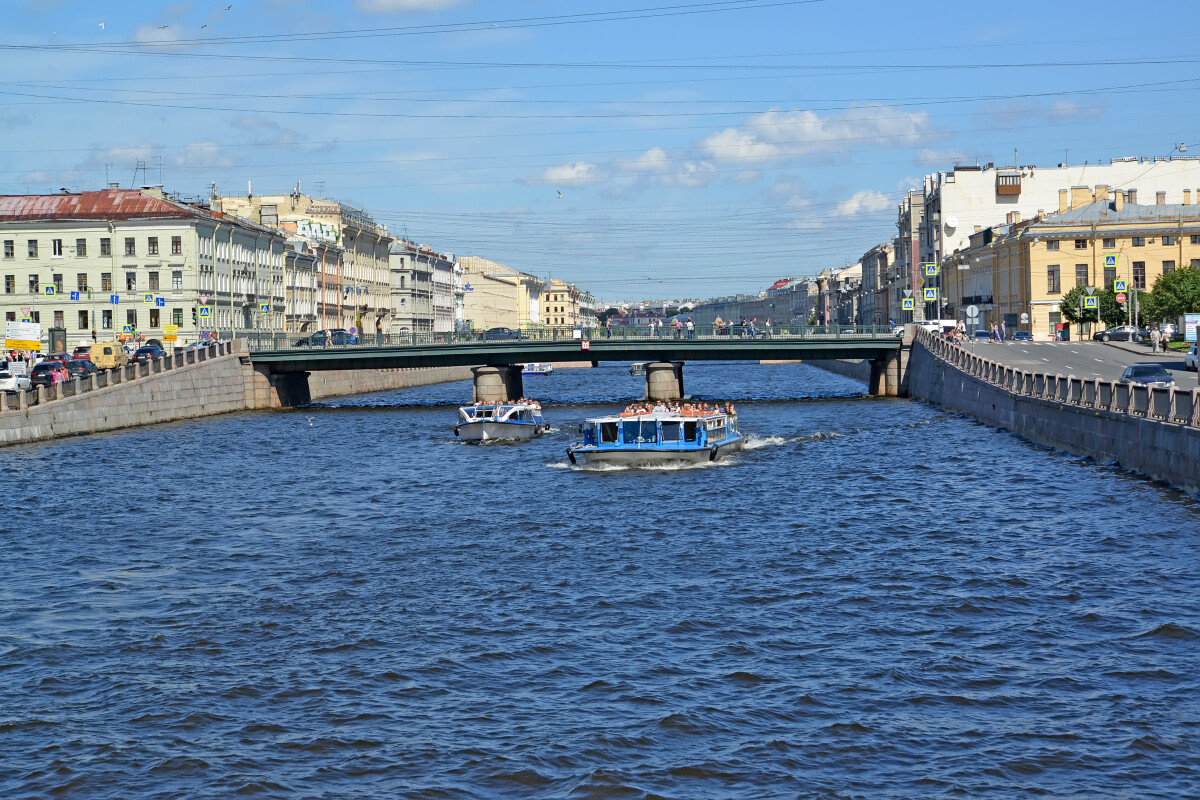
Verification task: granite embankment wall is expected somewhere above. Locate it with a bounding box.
[0,344,479,447]
[804,359,871,384]
[908,333,1200,493]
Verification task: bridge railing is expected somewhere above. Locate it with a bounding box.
[242,324,901,353]
[914,327,1200,428]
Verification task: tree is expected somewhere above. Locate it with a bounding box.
[1060,285,1126,327]
[1146,266,1200,321]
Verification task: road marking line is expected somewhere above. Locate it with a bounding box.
[1041,358,1051,362]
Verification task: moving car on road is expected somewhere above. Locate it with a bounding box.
[1117,363,1176,387]
[65,359,100,378]
[131,344,167,364]
[1094,325,1149,342]
[72,344,92,361]
[1185,344,1197,371]
[481,327,522,341]
[1012,331,1033,341]
[29,361,63,387]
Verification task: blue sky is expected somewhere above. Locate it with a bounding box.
[1,0,1195,301]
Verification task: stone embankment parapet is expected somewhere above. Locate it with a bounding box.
[910,328,1200,492]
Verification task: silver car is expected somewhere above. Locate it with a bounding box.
[0,369,32,393]
[1185,344,1197,371]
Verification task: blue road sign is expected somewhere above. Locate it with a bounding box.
[902,298,915,310]
[259,302,271,314]
[156,297,165,307]
[1104,254,1117,267]
[110,294,120,304]
[122,325,132,334]
[43,286,56,297]
[924,288,938,301]
[924,263,938,276]
[1114,279,1127,292]
[70,291,80,301]
[198,306,212,318]
[1084,296,1098,309]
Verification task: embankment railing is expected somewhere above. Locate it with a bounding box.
[914,328,1200,429]
[1,342,232,414]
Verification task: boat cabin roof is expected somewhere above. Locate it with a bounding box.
[586,411,727,423]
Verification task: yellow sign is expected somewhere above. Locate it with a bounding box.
[5,321,41,351]
[162,324,179,342]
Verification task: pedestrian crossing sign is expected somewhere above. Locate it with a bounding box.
[1114,279,1127,292]
[924,263,938,276]
[1105,254,1117,267]
[144,293,155,304]
[924,288,938,301]
[198,306,212,319]
[259,303,271,314]
[902,298,915,310]
[1084,296,1098,309]
[43,286,56,297]
[122,325,132,334]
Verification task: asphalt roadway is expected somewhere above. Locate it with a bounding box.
[956,337,1197,384]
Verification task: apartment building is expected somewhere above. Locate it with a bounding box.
[460,256,544,330]
[0,187,287,348]
[943,187,1200,340]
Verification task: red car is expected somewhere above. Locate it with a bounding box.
[72,344,92,362]
[39,352,71,366]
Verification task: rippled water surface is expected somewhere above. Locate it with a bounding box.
[2,362,1198,799]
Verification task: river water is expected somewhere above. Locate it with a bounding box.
[2,361,1198,799]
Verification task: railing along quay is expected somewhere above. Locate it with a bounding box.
[242,324,900,353]
[1,342,232,413]
[916,328,1200,428]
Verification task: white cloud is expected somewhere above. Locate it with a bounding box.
[699,106,932,165]
[531,161,604,187]
[616,147,671,175]
[659,161,718,188]
[836,190,892,216]
[356,0,471,12]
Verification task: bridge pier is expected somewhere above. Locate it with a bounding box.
[869,348,909,397]
[473,365,524,403]
[645,361,685,401]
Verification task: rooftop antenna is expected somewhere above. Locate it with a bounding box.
[315,181,325,198]
[248,179,253,201]
[289,180,301,210]
[132,160,147,189]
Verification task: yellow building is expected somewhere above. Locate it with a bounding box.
[944,187,1200,340]
[545,278,583,329]
[459,256,544,331]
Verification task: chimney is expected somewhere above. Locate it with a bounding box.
[1114,191,1124,212]
[108,182,120,190]
[1094,184,1109,201]
[1058,189,1070,214]
[1128,189,1137,204]
[1156,191,1166,205]
[1071,186,1092,210]
[1185,190,1192,206]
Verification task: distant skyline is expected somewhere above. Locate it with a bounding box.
[2,0,1197,301]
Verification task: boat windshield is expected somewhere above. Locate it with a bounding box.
[660,421,682,442]
[622,419,658,444]
[600,421,619,443]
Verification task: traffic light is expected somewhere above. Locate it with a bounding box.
[91,329,97,341]
[192,307,197,322]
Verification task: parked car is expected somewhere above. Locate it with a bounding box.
[131,344,167,364]
[72,344,92,361]
[89,341,128,370]
[1118,363,1176,387]
[65,359,100,378]
[1012,331,1033,341]
[184,340,214,352]
[29,361,64,387]
[1094,325,1149,342]
[38,352,71,366]
[0,369,31,393]
[1185,344,1197,371]
[481,327,522,341]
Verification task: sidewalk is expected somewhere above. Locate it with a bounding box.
[1101,339,1185,359]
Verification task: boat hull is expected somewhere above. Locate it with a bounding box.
[455,420,543,442]
[567,435,744,466]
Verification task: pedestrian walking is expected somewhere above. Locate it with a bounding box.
[765,318,772,338]
[674,318,682,339]
[1000,320,1007,341]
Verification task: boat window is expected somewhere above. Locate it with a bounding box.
[584,425,598,445]
[622,420,657,443]
[518,410,533,422]
[684,421,697,442]
[709,425,725,441]
[600,422,619,443]
[660,421,682,441]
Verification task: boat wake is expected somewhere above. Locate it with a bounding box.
[741,431,848,450]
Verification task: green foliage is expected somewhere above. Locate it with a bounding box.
[1146,266,1200,321]
[1060,285,1127,327]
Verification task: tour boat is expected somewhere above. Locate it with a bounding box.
[522,362,554,376]
[566,408,744,466]
[455,402,546,442]
[629,362,647,376]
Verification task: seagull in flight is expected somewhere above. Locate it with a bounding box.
[156,25,168,29]
[305,415,315,427]
[225,4,233,10]
[201,24,208,28]
[98,22,105,29]
[556,191,563,198]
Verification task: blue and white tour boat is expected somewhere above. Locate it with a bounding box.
[522,362,554,376]
[566,403,744,466]
[455,401,546,442]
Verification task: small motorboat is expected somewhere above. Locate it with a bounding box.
[455,402,545,442]
[522,362,554,376]
[629,362,647,376]
[566,406,744,466]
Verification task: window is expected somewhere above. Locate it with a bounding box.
[77,273,88,291]
[1074,239,1087,250]
[100,238,111,256]
[171,270,182,291]
[1075,264,1089,286]
[148,237,159,256]
[28,274,38,293]
[1133,261,1146,290]
[171,236,181,255]
[126,309,137,329]
[4,312,12,322]
[1132,236,1145,247]
[1192,235,1200,245]
[4,275,12,293]
[78,310,88,329]
[126,272,137,291]
[148,271,160,291]
[1163,235,1175,246]
[76,238,87,257]
[52,274,63,292]
[1046,240,1059,251]
[1163,260,1176,274]
[124,237,135,256]
[28,240,38,258]
[3,240,12,258]
[1104,266,1116,287]
[1103,238,1116,249]
[101,272,112,291]
[172,308,183,326]
[52,239,63,257]
[52,310,63,328]
[1047,264,1060,294]
[1192,259,1200,268]
[102,309,112,329]
[149,309,160,327]
[1049,311,1061,328]
[31,311,40,323]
